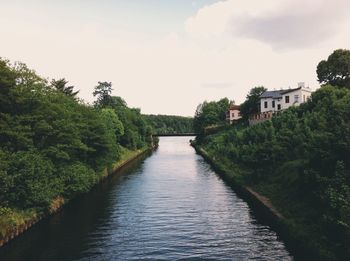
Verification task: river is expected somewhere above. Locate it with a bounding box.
[0,137,293,260]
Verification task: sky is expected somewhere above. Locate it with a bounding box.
[1,0,349,116]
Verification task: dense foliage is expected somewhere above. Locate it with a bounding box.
[51,78,79,98]
[0,58,153,213]
[193,98,230,134]
[317,49,350,88]
[239,86,267,120]
[196,86,350,260]
[143,114,193,135]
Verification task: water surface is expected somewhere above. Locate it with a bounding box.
[0,137,293,260]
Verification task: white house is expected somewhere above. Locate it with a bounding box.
[226,103,241,123]
[250,83,312,125]
[260,82,312,113]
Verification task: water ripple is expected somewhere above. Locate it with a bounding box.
[0,137,293,261]
[78,137,293,260]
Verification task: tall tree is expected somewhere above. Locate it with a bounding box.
[317,49,350,88]
[0,58,16,112]
[51,78,79,98]
[93,81,113,107]
[240,86,267,120]
[193,98,230,134]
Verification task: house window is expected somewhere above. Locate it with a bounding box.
[232,112,235,118]
[272,101,275,108]
[277,104,281,110]
[264,101,268,108]
[285,96,290,103]
[294,95,299,103]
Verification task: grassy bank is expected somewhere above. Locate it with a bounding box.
[0,146,151,247]
[0,58,158,248]
[192,142,319,260]
[194,86,350,260]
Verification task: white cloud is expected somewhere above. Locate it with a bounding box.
[0,1,349,116]
[201,82,234,89]
[185,0,281,38]
[185,0,350,49]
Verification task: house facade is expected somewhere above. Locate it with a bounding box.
[250,83,312,125]
[260,82,312,113]
[226,103,241,123]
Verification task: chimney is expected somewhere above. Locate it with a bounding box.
[298,82,305,88]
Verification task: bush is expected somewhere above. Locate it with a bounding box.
[6,151,57,209]
[197,86,350,259]
[60,163,97,198]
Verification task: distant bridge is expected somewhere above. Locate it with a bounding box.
[153,133,197,137]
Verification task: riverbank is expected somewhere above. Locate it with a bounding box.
[192,86,350,260]
[1,136,294,260]
[191,141,320,260]
[0,146,153,248]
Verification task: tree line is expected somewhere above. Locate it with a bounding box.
[0,58,154,215]
[193,49,350,260]
[143,114,193,135]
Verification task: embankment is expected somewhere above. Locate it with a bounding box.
[191,141,319,260]
[0,147,153,248]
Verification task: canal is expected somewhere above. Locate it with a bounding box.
[0,137,293,260]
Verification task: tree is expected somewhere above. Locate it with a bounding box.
[143,114,193,135]
[0,57,156,232]
[111,96,127,108]
[196,85,350,260]
[12,61,46,88]
[93,81,113,107]
[51,78,79,98]
[7,151,58,209]
[0,58,16,112]
[193,98,230,134]
[100,108,124,140]
[317,49,350,88]
[240,86,267,120]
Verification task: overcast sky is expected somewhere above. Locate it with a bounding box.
[1,0,349,116]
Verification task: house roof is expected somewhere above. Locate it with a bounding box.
[260,87,304,99]
[280,87,302,95]
[260,90,283,99]
[229,104,240,110]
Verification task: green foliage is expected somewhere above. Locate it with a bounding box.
[0,58,154,213]
[239,86,267,119]
[12,61,46,88]
[143,114,194,134]
[59,163,97,198]
[93,81,152,150]
[0,151,11,206]
[93,81,113,107]
[101,108,125,139]
[197,86,350,259]
[51,78,79,98]
[0,59,16,113]
[106,98,152,150]
[317,49,350,88]
[193,98,230,134]
[6,151,57,209]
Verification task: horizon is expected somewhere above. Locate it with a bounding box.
[1,0,350,116]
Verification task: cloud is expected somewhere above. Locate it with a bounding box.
[201,82,234,89]
[1,0,349,116]
[186,0,350,50]
[232,0,350,50]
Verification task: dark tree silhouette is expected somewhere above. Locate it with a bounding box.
[51,78,79,97]
[317,49,350,88]
[93,81,113,107]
